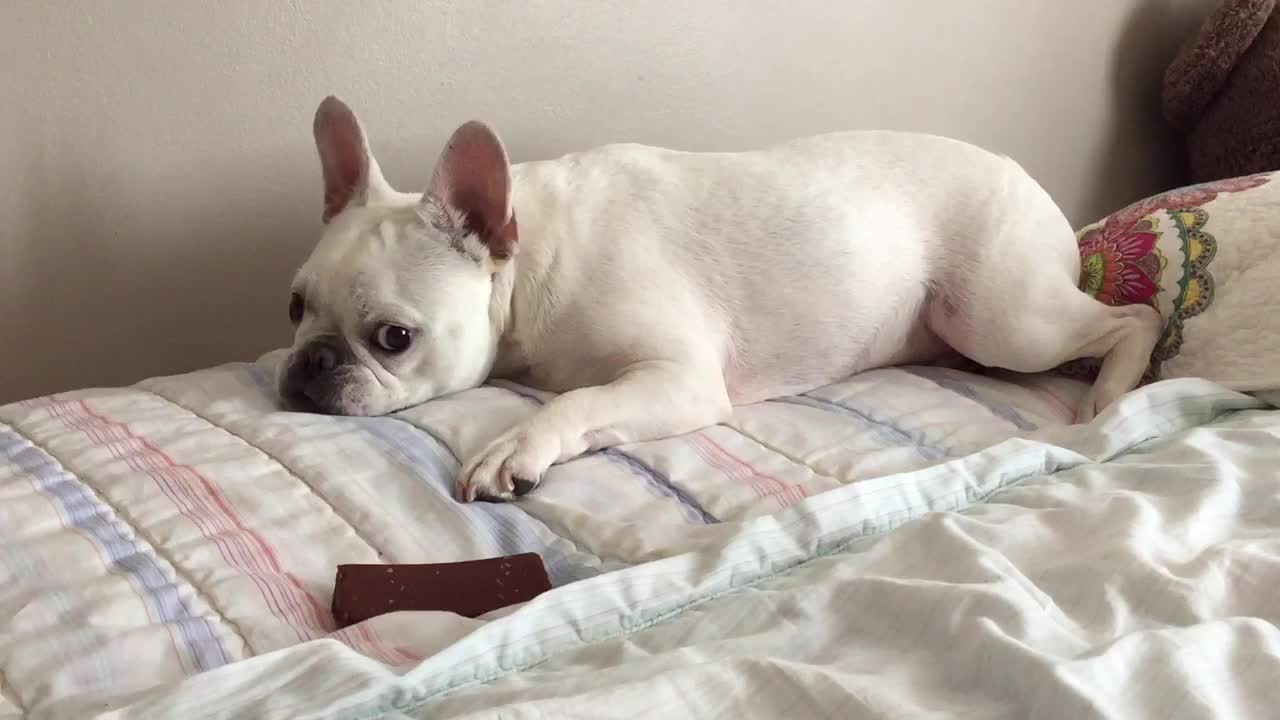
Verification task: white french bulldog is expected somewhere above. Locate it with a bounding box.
[280,96,1162,502]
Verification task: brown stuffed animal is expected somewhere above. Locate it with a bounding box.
[1163,0,1280,183]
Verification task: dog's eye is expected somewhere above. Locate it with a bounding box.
[374,324,414,354]
[289,293,305,324]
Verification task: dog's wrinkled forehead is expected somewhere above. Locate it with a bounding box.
[292,205,475,333]
[294,214,410,319]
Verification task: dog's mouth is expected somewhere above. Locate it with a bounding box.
[279,384,323,414]
[278,363,372,416]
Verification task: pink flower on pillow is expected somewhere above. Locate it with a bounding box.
[1109,173,1272,230]
[1078,218,1160,306]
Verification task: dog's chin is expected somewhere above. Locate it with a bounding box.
[278,373,382,417]
[276,358,453,416]
[363,385,446,416]
[279,386,365,416]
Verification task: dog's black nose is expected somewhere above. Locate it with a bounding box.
[280,338,354,414]
[303,340,340,376]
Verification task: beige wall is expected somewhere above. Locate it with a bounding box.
[1,0,1212,403]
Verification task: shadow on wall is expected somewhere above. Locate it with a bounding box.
[1083,0,1216,219]
[2,139,313,403]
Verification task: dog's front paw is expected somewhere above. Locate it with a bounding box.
[1076,378,1127,423]
[457,425,561,503]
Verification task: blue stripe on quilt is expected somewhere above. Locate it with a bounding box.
[0,425,231,674]
[598,448,719,524]
[495,383,718,524]
[904,366,1037,431]
[0,522,118,690]
[777,394,949,460]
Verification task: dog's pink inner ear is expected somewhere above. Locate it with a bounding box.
[314,97,371,224]
[427,121,517,259]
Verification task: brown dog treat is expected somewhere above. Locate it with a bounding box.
[331,553,552,627]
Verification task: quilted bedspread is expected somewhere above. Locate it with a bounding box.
[1,349,1106,718]
[3,347,1280,719]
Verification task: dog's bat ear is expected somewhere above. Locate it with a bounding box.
[423,121,518,260]
[313,96,391,223]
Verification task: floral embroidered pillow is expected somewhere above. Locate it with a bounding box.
[1064,172,1276,384]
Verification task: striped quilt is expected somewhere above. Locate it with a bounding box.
[0,350,1087,717]
[0,350,1168,718]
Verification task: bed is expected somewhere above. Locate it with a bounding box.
[4,176,1280,719]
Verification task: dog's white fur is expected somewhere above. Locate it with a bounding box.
[282,96,1163,502]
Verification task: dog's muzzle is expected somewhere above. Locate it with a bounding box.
[279,338,357,414]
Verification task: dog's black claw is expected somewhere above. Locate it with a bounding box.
[512,477,539,496]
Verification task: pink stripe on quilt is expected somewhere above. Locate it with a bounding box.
[45,399,414,666]
[1026,383,1076,421]
[689,434,807,507]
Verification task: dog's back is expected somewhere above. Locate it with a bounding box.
[505,131,1074,402]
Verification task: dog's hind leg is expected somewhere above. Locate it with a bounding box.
[927,278,1163,423]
